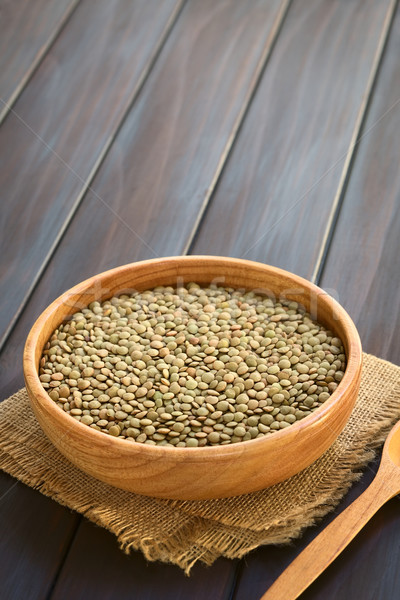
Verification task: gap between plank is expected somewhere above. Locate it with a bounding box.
[183,0,293,257]
[45,516,82,600]
[0,0,81,126]
[311,0,399,285]
[3,5,291,598]
[24,4,291,598]
[201,3,293,600]
[4,4,185,588]
[233,7,398,594]
[0,0,187,355]
[34,7,186,581]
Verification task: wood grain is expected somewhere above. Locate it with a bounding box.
[0,0,79,121]
[0,472,77,600]
[0,0,288,393]
[261,421,400,599]
[0,0,288,503]
[0,0,183,350]
[50,519,236,600]
[185,1,399,598]
[1,0,400,598]
[284,9,400,598]
[319,5,400,363]
[299,497,400,600]
[27,0,289,281]
[0,1,289,595]
[229,454,400,600]
[190,0,394,279]
[23,257,362,500]
[236,5,400,600]
[0,1,183,596]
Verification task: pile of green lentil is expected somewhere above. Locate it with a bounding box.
[39,284,346,447]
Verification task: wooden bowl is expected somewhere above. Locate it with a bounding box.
[23,256,362,500]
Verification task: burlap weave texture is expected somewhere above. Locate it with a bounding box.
[1,353,399,573]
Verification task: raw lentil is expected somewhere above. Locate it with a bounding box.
[40,284,346,447]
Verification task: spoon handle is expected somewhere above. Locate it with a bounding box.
[260,474,394,600]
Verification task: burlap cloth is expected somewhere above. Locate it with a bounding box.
[1,352,399,573]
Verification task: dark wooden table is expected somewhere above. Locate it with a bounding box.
[1,1,400,598]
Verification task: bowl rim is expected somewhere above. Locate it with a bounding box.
[23,255,362,461]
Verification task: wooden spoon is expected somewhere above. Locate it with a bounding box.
[261,420,400,600]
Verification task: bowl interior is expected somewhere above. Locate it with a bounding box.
[23,256,362,499]
[30,255,356,367]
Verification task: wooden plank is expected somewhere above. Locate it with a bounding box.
[231,459,400,600]
[2,0,396,596]
[29,0,290,274]
[0,0,289,375]
[190,0,395,281]
[286,9,400,598]
[0,0,79,122]
[0,2,182,597]
[298,497,400,600]
[50,520,236,600]
[0,1,288,597]
[319,6,400,363]
[188,0,398,598]
[0,472,78,600]
[0,0,184,350]
[233,4,400,600]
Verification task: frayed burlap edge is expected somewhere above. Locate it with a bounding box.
[1,352,399,574]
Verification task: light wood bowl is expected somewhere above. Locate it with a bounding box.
[23,256,362,500]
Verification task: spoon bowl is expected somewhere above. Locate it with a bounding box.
[384,420,400,467]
